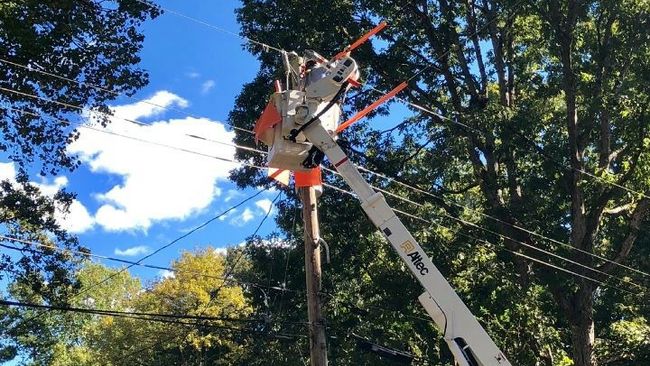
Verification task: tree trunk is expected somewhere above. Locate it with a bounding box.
[569,286,596,366]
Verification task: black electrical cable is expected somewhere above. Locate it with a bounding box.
[14,189,270,333]
[0,299,306,339]
[0,299,292,324]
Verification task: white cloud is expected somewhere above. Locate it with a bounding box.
[111,90,188,121]
[70,91,237,232]
[255,199,273,214]
[0,162,17,183]
[36,176,68,196]
[0,162,95,233]
[187,71,200,79]
[201,80,216,94]
[224,189,243,203]
[158,269,175,279]
[114,245,150,257]
[219,208,237,221]
[214,247,227,256]
[55,200,95,234]
[230,207,254,226]
[240,207,255,223]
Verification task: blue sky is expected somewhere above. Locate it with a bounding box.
[64,1,275,282]
[1,1,415,287]
[1,1,281,285]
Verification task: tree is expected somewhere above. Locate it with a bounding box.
[230,1,650,365]
[2,261,141,365]
[5,249,255,365]
[0,1,160,361]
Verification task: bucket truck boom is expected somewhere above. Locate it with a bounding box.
[254,48,511,366]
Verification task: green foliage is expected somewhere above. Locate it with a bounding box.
[230,1,650,365]
[0,2,159,363]
[5,250,254,366]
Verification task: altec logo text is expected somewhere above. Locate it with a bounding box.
[400,241,429,276]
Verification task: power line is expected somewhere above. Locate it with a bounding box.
[1,105,264,171]
[7,9,632,281]
[0,299,306,339]
[1,234,437,328]
[6,0,648,218]
[368,181,647,292]
[0,210,435,329]
[319,167,647,292]
[7,102,641,293]
[352,165,650,280]
[4,82,644,293]
[78,189,269,298]
[133,0,284,53]
[0,58,255,136]
[7,6,646,276]
[15,187,270,329]
[0,86,147,127]
[206,191,281,304]
[7,98,648,283]
[207,116,650,284]
[115,190,283,365]
[15,103,635,294]
[322,182,642,295]
[0,237,303,296]
[0,299,302,325]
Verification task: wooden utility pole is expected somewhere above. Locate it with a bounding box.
[299,186,328,366]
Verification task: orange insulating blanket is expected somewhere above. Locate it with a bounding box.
[253,100,281,143]
[295,167,322,188]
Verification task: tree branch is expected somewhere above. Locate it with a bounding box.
[598,198,650,273]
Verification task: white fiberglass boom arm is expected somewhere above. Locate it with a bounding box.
[301,123,511,366]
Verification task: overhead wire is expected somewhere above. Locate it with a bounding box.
[205,191,282,303]
[3,0,646,221]
[74,189,270,299]
[5,102,641,293]
[11,88,635,284]
[317,164,650,287]
[0,298,304,325]
[14,186,270,330]
[115,190,283,365]
[354,182,647,293]
[0,86,147,127]
[5,5,639,360]
[2,0,646,329]
[0,58,255,136]
[5,103,644,294]
[354,172,650,289]
[6,20,640,284]
[322,182,641,295]
[1,105,266,171]
[1,102,637,285]
[0,299,306,339]
[1,233,435,345]
[5,0,648,209]
[133,0,284,53]
[0,236,303,296]
[352,165,650,280]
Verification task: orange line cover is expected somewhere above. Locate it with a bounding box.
[336,81,408,132]
[334,21,388,60]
